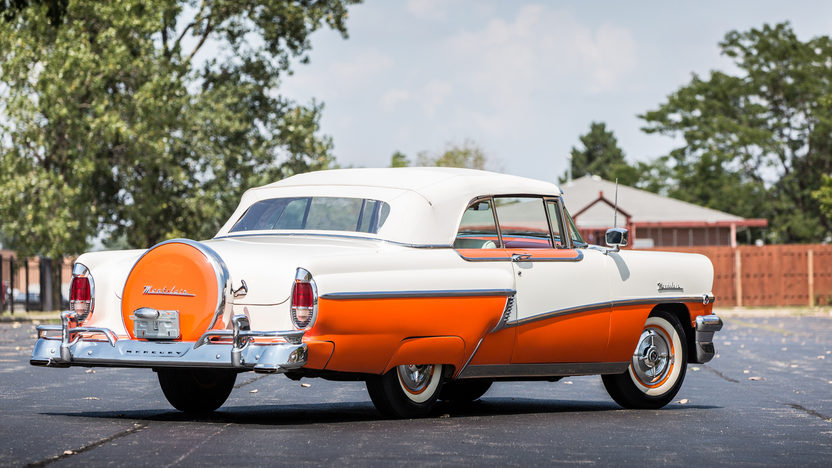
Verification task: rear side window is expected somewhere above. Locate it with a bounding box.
[454,200,500,249]
[230,197,391,234]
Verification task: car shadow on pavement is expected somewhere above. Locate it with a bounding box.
[41,397,720,426]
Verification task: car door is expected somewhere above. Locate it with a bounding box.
[492,197,613,364]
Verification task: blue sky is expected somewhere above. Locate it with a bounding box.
[279,0,832,182]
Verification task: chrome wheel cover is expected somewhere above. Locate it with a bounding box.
[632,328,674,386]
[397,364,434,394]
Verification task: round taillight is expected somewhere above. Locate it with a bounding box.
[290,269,317,330]
[70,267,94,323]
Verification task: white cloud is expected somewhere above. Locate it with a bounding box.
[329,50,394,89]
[381,88,411,112]
[379,80,452,116]
[407,0,446,20]
[444,5,637,118]
[420,80,453,116]
[572,23,637,93]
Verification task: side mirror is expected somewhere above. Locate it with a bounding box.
[605,227,629,248]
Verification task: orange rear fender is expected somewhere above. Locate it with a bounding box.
[311,296,507,374]
[383,336,466,373]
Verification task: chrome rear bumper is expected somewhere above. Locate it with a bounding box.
[693,314,723,363]
[30,312,307,374]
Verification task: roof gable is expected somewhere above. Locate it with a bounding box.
[561,175,746,227]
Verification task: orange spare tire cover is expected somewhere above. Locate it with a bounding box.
[122,240,230,341]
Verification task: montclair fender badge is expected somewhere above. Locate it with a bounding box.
[657,282,683,293]
[142,285,195,297]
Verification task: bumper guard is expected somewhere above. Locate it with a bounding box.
[30,312,307,374]
[693,314,723,363]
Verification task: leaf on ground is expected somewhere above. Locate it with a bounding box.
[301,383,311,388]
[249,389,258,393]
[678,399,689,404]
[748,376,764,381]
[691,367,700,371]
[85,369,95,374]
[83,396,100,400]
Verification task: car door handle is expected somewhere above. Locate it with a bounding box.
[511,254,532,262]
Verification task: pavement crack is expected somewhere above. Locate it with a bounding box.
[25,423,147,467]
[165,423,231,467]
[233,373,268,389]
[701,364,740,383]
[786,403,832,423]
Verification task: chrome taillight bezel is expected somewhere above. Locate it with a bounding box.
[70,262,95,323]
[290,268,317,330]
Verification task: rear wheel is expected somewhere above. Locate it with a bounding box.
[157,368,237,414]
[366,364,444,418]
[602,311,687,409]
[438,379,492,402]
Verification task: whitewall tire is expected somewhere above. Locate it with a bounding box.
[602,311,688,409]
[367,364,444,418]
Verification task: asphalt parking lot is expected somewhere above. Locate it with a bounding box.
[1,311,830,467]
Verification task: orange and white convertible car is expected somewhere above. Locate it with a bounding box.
[32,168,723,418]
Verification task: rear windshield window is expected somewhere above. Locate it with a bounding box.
[230,197,391,234]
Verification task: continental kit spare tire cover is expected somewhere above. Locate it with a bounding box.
[121,239,231,341]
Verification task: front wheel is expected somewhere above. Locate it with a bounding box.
[157,368,237,414]
[366,364,444,418]
[602,311,687,409]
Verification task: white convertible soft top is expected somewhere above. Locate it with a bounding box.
[215,167,562,246]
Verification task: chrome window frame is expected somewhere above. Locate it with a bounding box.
[457,194,576,251]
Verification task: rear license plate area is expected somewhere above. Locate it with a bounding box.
[134,310,180,340]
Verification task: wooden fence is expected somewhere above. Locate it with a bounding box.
[0,251,74,312]
[647,244,832,307]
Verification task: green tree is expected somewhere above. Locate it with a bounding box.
[561,122,638,186]
[0,0,360,257]
[416,140,492,170]
[390,151,409,167]
[640,22,832,242]
[814,175,832,224]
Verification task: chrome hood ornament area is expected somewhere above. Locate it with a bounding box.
[142,285,196,297]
